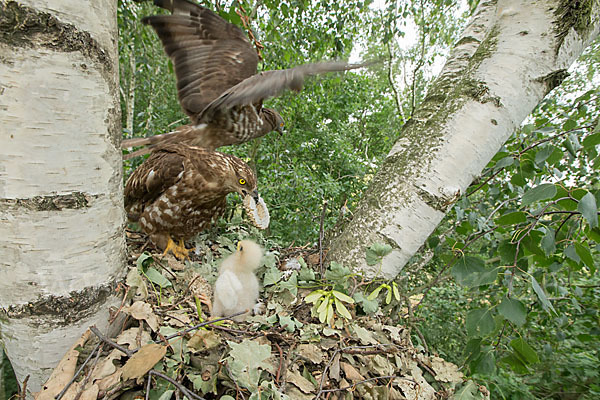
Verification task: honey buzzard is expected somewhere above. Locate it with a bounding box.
[124,143,267,258]
[121,0,369,159]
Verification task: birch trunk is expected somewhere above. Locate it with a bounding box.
[0,0,125,394]
[329,0,600,278]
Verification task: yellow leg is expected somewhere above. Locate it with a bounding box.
[196,293,212,314]
[162,237,193,260]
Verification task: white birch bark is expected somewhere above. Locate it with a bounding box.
[329,0,600,278]
[0,0,125,394]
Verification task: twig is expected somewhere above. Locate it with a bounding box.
[18,375,29,400]
[90,326,133,357]
[146,370,205,400]
[319,200,328,276]
[317,375,406,395]
[273,342,284,385]
[55,343,102,400]
[160,311,246,342]
[316,344,403,399]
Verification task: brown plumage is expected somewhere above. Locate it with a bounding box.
[122,0,369,159]
[124,143,261,257]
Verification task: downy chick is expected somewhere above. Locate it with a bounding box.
[212,240,263,322]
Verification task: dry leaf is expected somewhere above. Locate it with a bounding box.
[78,384,99,400]
[296,343,324,364]
[329,352,341,382]
[188,330,221,352]
[117,328,152,350]
[36,330,90,400]
[429,356,463,383]
[340,362,365,382]
[95,370,122,392]
[287,369,316,394]
[91,348,126,383]
[123,301,160,331]
[122,343,167,381]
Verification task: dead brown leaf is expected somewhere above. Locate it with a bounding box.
[123,301,160,331]
[287,369,315,394]
[340,362,365,382]
[122,343,167,381]
[35,330,91,400]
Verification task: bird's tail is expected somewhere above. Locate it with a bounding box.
[121,129,180,160]
[215,270,242,311]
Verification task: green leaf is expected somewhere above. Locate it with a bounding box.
[578,192,598,229]
[385,286,392,304]
[466,308,495,337]
[582,132,600,148]
[522,184,557,205]
[574,243,595,270]
[136,252,154,271]
[472,351,496,375]
[144,267,172,288]
[562,119,577,131]
[565,244,581,264]
[501,353,529,374]
[541,228,556,256]
[367,284,385,300]
[494,156,515,169]
[334,298,352,320]
[451,381,480,400]
[353,292,379,314]
[392,283,400,301]
[452,256,498,287]
[227,339,272,390]
[510,338,539,364]
[498,297,527,327]
[331,290,355,303]
[531,276,557,314]
[365,242,393,265]
[305,290,325,304]
[325,262,351,282]
[263,266,282,286]
[317,295,330,314]
[496,211,527,225]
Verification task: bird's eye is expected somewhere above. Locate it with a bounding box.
[239,178,246,185]
[280,122,284,128]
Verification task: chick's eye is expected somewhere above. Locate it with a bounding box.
[239,178,246,185]
[280,123,284,128]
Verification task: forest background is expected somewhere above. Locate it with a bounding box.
[117,0,599,398]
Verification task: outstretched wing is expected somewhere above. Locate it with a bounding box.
[144,0,258,123]
[199,61,370,120]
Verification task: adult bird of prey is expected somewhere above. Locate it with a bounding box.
[124,143,269,259]
[121,0,369,159]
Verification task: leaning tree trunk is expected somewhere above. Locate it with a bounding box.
[0,1,125,394]
[329,0,600,278]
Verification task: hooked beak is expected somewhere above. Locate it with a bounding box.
[275,126,284,135]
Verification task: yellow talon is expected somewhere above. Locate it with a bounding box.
[162,237,193,260]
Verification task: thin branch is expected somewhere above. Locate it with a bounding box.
[146,370,205,400]
[319,200,328,276]
[90,326,133,357]
[55,343,102,400]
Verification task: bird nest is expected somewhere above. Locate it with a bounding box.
[36,227,488,400]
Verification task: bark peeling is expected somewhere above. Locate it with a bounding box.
[0,1,111,75]
[1,280,119,325]
[0,192,95,211]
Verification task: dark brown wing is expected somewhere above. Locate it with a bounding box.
[199,61,370,120]
[143,0,258,123]
[124,144,188,209]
